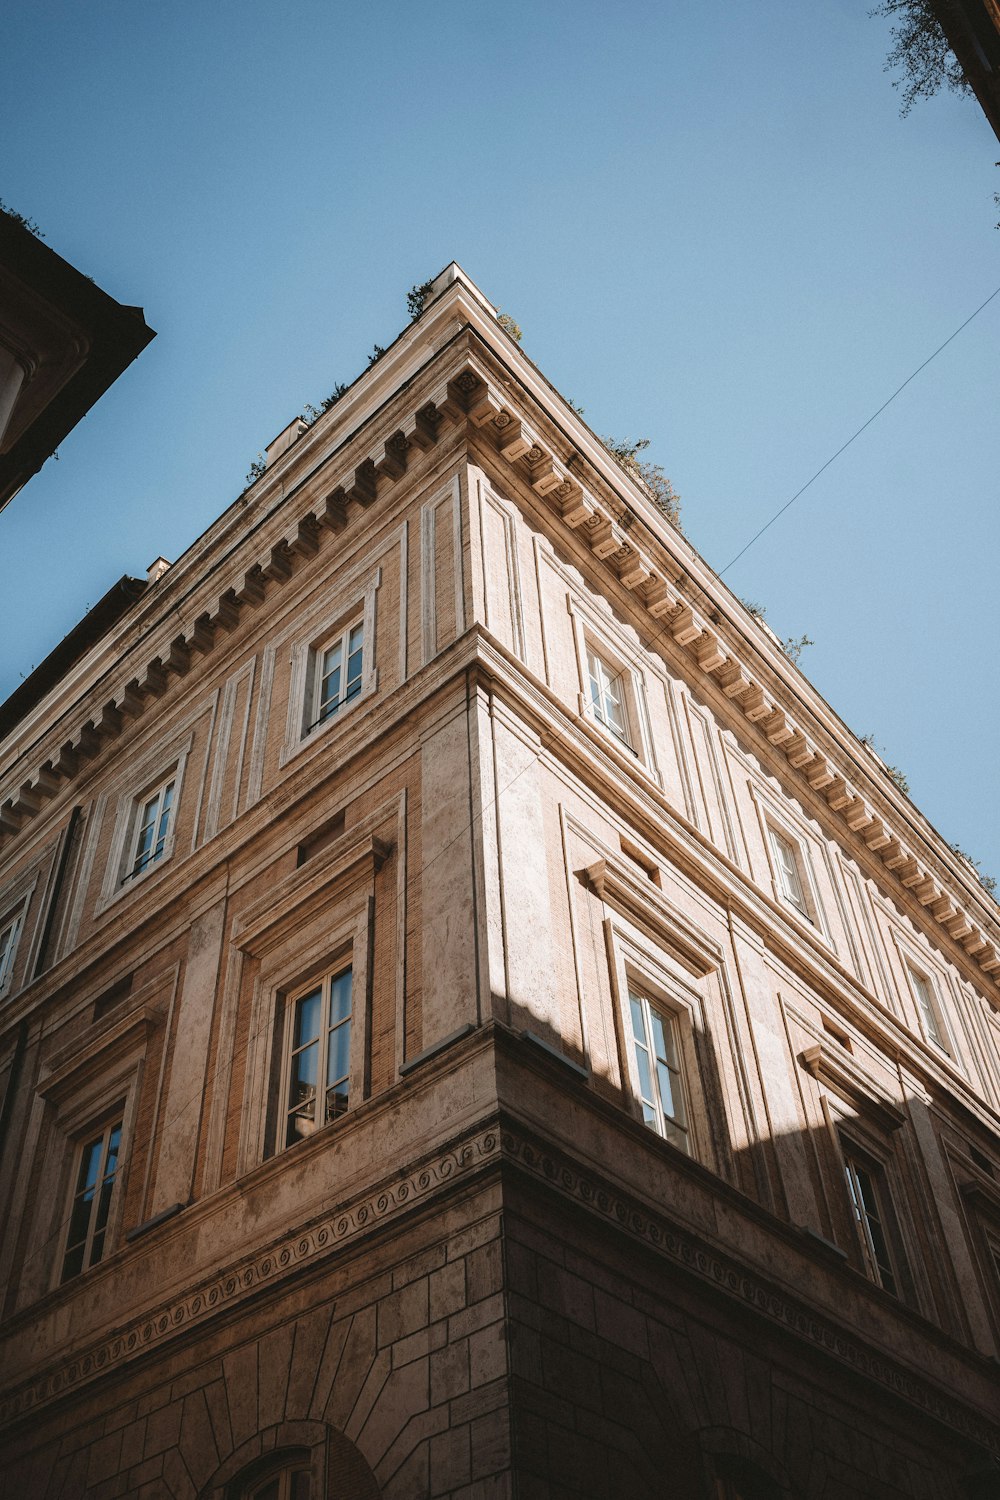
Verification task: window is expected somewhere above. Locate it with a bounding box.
[768,825,809,918]
[61,1118,123,1281]
[907,965,950,1053]
[243,1464,311,1500]
[0,906,24,997]
[842,1146,906,1296]
[282,967,353,1149]
[122,775,175,884]
[308,620,364,731]
[626,986,689,1152]
[586,644,631,746]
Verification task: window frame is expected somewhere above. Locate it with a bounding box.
[624,983,691,1153]
[60,1114,125,1283]
[282,567,381,765]
[906,962,952,1056]
[760,813,830,939]
[567,599,659,779]
[98,735,192,912]
[278,963,356,1152]
[308,618,366,732]
[839,1135,911,1299]
[121,772,177,886]
[601,902,715,1166]
[0,900,26,1000]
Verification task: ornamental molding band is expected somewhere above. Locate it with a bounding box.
[498,1124,1000,1457]
[1,337,997,988]
[0,1122,500,1429]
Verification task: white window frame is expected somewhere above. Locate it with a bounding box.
[624,983,690,1153]
[585,642,632,747]
[282,568,381,765]
[98,736,192,912]
[121,773,176,886]
[568,599,659,778]
[762,817,827,935]
[603,910,711,1164]
[308,620,366,731]
[60,1114,125,1283]
[906,962,952,1056]
[278,963,356,1152]
[839,1137,911,1299]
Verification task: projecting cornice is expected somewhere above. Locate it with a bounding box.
[1,308,997,994]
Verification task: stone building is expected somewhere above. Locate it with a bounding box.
[0,263,998,1498]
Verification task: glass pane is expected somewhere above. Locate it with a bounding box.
[629,993,645,1039]
[290,1042,318,1097]
[65,1192,94,1255]
[293,989,322,1049]
[290,1470,311,1500]
[77,1136,104,1194]
[92,1172,117,1240]
[327,1019,351,1089]
[325,1084,349,1123]
[656,1060,677,1119]
[633,1041,653,1103]
[329,969,352,1024]
[61,1242,85,1281]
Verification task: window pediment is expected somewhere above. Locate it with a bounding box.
[584,856,722,977]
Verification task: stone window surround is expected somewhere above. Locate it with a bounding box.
[233,820,388,1174]
[601,898,714,1166]
[894,935,959,1062]
[836,1126,914,1302]
[0,875,34,1002]
[96,732,193,915]
[567,592,659,783]
[280,566,381,769]
[801,1046,920,1305]
[35,998,159,1293]
[750,782,833,948]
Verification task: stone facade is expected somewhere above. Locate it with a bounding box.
[0,263,998,1498]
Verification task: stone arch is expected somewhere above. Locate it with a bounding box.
[695,1424,798,1500]
[199,1419,381,1500]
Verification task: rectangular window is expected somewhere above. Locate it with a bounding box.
[768,826,809,917]
[843,1148,904,1296]
[309,621,364,731]
[122,777,175,884]
[907,965,949,1053]
[0,908,24,997]
[586,645,630,745]
[61,1119,123,1282]
[283,967,353,1148]
[627,987,689,1152]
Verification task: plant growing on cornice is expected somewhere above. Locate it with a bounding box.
[407,280,436,320]
[858,733,910,796]
[740,599,814,665]
[870,0,973,115]
[303,383,348,427]
[949,844,997,897]
[368,344,387,366]
[244,454,266,487]
[0,199,43,238]
[497,312,522,344]
[602,436,682,530]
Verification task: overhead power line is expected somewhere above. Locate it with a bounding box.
[719,283,1000,578]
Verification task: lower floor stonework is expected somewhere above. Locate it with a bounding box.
[1,1042,998,1498]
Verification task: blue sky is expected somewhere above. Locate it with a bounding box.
[2,0,998,884]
